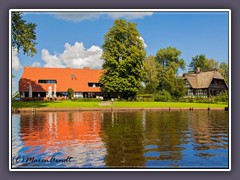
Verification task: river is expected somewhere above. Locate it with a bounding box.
[11,110,229,169]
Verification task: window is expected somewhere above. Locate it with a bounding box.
[38,80,57,84]
[88,83,100,87]
[74,92,83,98]
[194,89,208,97]
[187,89,193,96]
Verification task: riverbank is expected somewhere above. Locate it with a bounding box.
[13,107,226,113]
[12,101,228,112]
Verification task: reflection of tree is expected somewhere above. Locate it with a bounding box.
[101,111,145,167]
[145,111,188,162]
[190,111,228,159]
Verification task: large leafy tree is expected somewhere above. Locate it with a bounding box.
[155,46,186,74]
[100,19,146,99]
[143,55,159,84]
[189,54,218,72]
[160,68,186,99]
[219,62,229,85]
[143,55,160,94]
[154,46,186,97]
[12,12,37,56]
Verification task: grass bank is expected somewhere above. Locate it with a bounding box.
[12,100,227,109]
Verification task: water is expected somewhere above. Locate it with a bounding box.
[11,110,229,169]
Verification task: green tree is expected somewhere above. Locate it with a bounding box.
[206,58,219,69]
[154,90,172,102]
[100,19,146,99]
[144,83,158,94]
[12,12,37,56]
[219,62,229,85]
[143,55,160,94]
[154,47,186,98]
[160,68,186,99]
[143,55,159,84]
[189,54,219,72]
[155,46,186,74]
[67,88,74,99]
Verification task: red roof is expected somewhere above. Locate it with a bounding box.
[19,67,102,92]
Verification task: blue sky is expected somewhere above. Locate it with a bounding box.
[12,11,229,93]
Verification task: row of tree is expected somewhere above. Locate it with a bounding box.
[142,51,229,96]
[100,19,229,100]
[142,47,186,99]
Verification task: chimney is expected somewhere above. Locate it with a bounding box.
[83,67,90,69]
[195,67,201,74]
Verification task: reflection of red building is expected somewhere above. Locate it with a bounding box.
[19,67,102,98]
[20,112,103,154]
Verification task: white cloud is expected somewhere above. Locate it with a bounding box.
[12,81,16,88]
[107,12,153,20]
[42,42,103,69]
[139,36,147,48]
[53,12,153,22]
[12,81,17,94]
[53,12,101,22]
[42,49,65,68]
[12,47,22,71]
[31,61,41,67]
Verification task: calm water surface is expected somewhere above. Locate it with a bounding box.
[12,110,228,169]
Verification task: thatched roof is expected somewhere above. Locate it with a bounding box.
[183,69,225,88]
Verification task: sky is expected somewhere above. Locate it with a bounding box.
[11,10,229,94]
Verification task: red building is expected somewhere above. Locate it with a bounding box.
[19,66,104,98]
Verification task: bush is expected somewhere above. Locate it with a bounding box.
[144,83,158,94]
[215,92,228,103]
[137,94,154,98]
[154,90,172,102]
[178,95,228,104]
[135,94,154,102]
[136,97,154,102]
[67,88,74,100]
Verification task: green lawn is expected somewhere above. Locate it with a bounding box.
[12,100,227,109]
[113,102,227,108]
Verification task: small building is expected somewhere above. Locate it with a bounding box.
[183,68,228,97]
[19,66,105,98]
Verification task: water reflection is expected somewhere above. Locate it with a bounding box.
[14,111,106,168]
[12,110,228,168]
[144,111,188,167]
[189,111,229,166]
[101,112,145,167]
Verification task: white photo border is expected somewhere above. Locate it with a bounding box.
[9,9,231,171]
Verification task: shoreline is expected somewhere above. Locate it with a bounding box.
[12,107,227,113]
